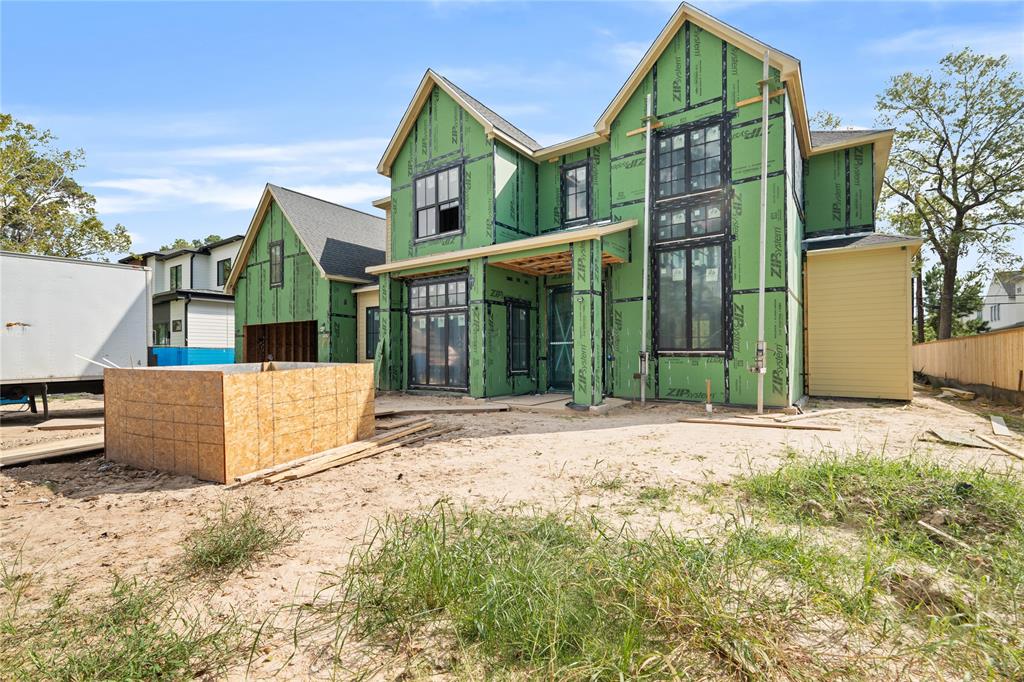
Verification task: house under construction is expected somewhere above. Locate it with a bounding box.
[365,2,920,408]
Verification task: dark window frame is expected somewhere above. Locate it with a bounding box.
[169,264,182,290]
[216,258,232,287]
[507,299,530,375]
[413,164,463,242]
[365,306,380,360]
[655,120,724,201]
[651,116,732,357]
[560,160,591,226]
[171,319,183,333]
[269,240,284,289]
[406,273,470,390]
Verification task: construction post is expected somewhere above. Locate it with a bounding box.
[639,93,654,406]
[755,50,770,414]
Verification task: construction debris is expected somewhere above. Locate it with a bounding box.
[990,416,1012,437]
[375,416,431,430]
[925,428,990,449]
[937,387,975,401]
[678,417,841,432]
[35,417,105,431]
[773,408,846,423]
[976,434,1024,461]
[0,434,105,468]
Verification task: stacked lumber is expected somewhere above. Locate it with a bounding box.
[228,419,457,487]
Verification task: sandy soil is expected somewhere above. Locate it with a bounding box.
[1,389,1022,678]
[0,396,105,450]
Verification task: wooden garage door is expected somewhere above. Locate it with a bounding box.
[243,320,317,363]
[806,246,913,400]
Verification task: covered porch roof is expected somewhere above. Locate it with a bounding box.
[365,219,637,278]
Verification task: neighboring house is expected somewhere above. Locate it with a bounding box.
[120,235,243,365]
[978,270,1024,330]
[368,2,920,408]
[224,184,386,363]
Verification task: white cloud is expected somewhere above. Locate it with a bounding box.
[608,41,649,71]
[92,174,388,215]
[865,26,1024,61]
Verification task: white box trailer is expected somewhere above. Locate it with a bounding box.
[1,251,151,415]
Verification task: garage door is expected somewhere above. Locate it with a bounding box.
[806,244,914,400]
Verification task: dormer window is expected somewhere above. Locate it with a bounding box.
[415,166,461,239]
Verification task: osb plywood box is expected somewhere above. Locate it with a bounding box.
[104,362,374,483]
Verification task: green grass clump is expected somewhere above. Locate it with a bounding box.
[311,503,900,679]
[0,576,243,681]
[181,498,300,578]
[636,485,673,505]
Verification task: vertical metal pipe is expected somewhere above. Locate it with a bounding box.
[639,93,654,406]
[756,50,770,414]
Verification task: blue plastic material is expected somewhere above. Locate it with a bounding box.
[150,347,235,366]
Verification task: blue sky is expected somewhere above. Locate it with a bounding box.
[3,0,1022,262]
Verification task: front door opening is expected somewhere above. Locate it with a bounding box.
[409,277,468,389]
[548,285,573,391]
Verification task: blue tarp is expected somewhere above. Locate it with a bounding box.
[151,347,235,366]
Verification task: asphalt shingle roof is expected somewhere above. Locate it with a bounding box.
[810,129,890,148]
[803,232,915,252]
[439,74,542,152]
[268,185,385,281]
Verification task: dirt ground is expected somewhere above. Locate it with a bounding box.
[2,388,1022,678]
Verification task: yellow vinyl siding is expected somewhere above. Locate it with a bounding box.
[806,245,913,400]
[356,289,380,364]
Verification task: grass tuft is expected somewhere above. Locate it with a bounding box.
[181,498,300,578]
[0,575,245,681]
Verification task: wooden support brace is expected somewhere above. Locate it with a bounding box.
[625,120,664,138]
[679,417,841,432]
[735,89,785,108]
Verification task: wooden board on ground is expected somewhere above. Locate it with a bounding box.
[991,416,1012,437]
[678,418,841,432]
[374,405,508,417]
[774,408,846,423]
[977,434,1024,461]
[35,417,105,431]
[375,416,429,430]
[927,428,990,449]
[937,387,975,400]
[0,434,104,467]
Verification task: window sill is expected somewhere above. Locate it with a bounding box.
[657,350,726,356]
[413,230,463,244]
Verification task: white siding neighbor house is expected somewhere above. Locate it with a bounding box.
[120,236,243,364]
[978,270,1024,331]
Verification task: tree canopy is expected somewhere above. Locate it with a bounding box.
[922,266,989,340]
[0,113,130,259]
[877,48,1024,338]
[158,234,224,251]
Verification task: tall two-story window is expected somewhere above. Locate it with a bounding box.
[169,264,182,290]
[415,166,461,239]
[365,307,380,360]
[562,162,589,224]
[269,241,284,288]
[654,121,727,352]
[216,258,231,287]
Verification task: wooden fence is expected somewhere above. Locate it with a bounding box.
[912,327,1024,393]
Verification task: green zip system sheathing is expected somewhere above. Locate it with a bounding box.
[377,19,844,408]
[233,201,357,362]
[804,143,874,235]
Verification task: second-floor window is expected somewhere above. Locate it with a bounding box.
[657,122,723,199]
[269,241,284,288]
[216,258,231,287]
[562,162,589,224]
[169,264,182,290]
[415,166,461,239]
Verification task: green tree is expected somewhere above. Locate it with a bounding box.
[809,111,843,130]
[0,113,130,259]
[922,266,989,339]
[876,48,1024,339]
[158,234,223,251]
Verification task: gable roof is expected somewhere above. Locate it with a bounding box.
[225,184,385,293]
[377,70,541,176]
[594,3,811,153]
